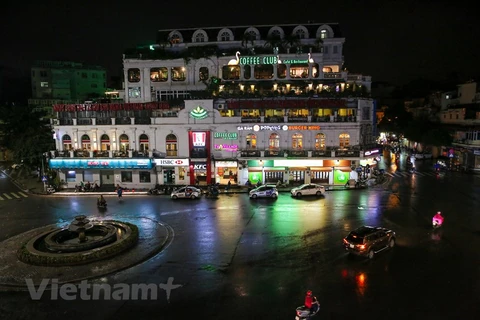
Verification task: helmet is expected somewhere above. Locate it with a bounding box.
[306,290,312,296]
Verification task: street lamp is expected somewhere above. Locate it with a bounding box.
[259,160,264,185]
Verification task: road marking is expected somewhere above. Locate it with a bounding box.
[18,192,28,198]
[11,193,21,199]
[0,195,4,200]
[3,194,12,199]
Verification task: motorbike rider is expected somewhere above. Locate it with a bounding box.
[433,211,444,226]
[304,290,318,314]
[97,195,106,206]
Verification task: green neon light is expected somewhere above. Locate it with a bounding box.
[239,56,277,65]
[190,106,208,119]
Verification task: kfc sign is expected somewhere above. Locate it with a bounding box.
[154,158,189,166]
[192,132,206,147]
[193,163,207,170]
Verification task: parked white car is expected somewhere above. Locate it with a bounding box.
[170,186,202,199]
[290,183,326,197]
[249,185,278,199]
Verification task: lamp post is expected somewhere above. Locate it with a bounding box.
[259,159,264,185]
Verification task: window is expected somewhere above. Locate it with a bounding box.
[194,33,205,42]
[254,65,274,79]
[40,71,47,77]
[295,29,306,39]
[269,29,282,39]
[246,134,257,149]
[222,66,240,80]
[243,65,251,79]
[339,133,350,148]
[324,46,329,54]
[128,68,140,82]
[246,30,258,40]
[166,134,177,156]
[199,67,209,81]
[170,34,181,44]
[139,134,149,152]
[100,134,110,151]
[269,133,280,149]
[362,107,371,120]
[119,134,129,151]
[333,46,338,54]
[171,67,186,81]
[81,134,91,150]
[121,171,132,182]
[292,133,303,149]
[277,64,287,79]
[320,29,328,39]
[139,171,151,183]
[315,133,326,150]
[150,67,168,82]
[62,134,72,150]
[290,64,309,78]
[128,87,141,98]
[66,170,76,183]
[40,82,49,88]
[81,73,88,78]
[220,31,231,41]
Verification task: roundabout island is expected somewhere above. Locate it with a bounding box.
[0,214,173,291]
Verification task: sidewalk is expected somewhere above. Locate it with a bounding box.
[1,164,358,196]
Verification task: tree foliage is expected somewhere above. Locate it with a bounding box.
[0,104,54,167]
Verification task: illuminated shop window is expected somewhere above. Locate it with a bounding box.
[269,133,280,149]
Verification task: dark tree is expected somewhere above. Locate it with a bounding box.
[0,104,54,167]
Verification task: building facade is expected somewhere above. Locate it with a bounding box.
[49,23,380,188]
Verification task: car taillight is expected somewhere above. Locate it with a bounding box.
[343,239,348,244]
[297,311,301,316]
[357,244,366,250]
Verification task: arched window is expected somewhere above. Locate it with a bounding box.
[217,28,234,41]
[194,33,205,42]
[81,134,91,150]
[62,134,72,150]
[119,134,129,151]
[199,67,209,81]
[244,27,260,40]
[315,133,326,150]
[292,133,303,149]
[139,134,149,152]
[166,134,177,156]
[246,133,257,149]
[269,133,280,149]
[222,65,240,80]
[339,133,350,149]
[150,67,168,82]
[100,134,110,151]
[168,31,183,44]
[220,31,231,41]
[295,29,306,39]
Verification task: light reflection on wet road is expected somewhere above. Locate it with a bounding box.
[0,160,479,319]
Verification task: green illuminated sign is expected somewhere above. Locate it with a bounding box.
[283,59,308,64]
[214,132,238,139]
[239,56,277,65]
[248,172,262,184]
[333,169,349,184]
[190,106,208,119]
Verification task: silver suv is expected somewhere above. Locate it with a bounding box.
[343,226,396,259]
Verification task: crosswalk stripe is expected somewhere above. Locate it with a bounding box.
[0,195,4,201]
[11,193,21,198]
[18,192,28,198]
[3,194,12,199]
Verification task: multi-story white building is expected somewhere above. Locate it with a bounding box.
[49,23,379,189]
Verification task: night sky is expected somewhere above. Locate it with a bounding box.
[2,0,478,88]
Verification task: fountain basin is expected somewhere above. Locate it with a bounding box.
[17,220,138,266]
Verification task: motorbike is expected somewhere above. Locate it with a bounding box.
[432,217,443,228]
[46,185,56,194]
[295,299,320,320]
[205,186,220,198]
[97,200,107,209]
[148,184,162,195]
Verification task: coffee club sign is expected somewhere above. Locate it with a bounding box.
[230,52,314,66]
[214,132,238,140]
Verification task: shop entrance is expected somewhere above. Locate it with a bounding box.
[100,170,114,186]
[265,171,284,183]
[164,169,175,184]
[311,171,329,184]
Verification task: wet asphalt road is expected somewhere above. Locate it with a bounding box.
[0,159,479,320]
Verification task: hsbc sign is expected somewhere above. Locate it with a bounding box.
[154,159,189,166]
